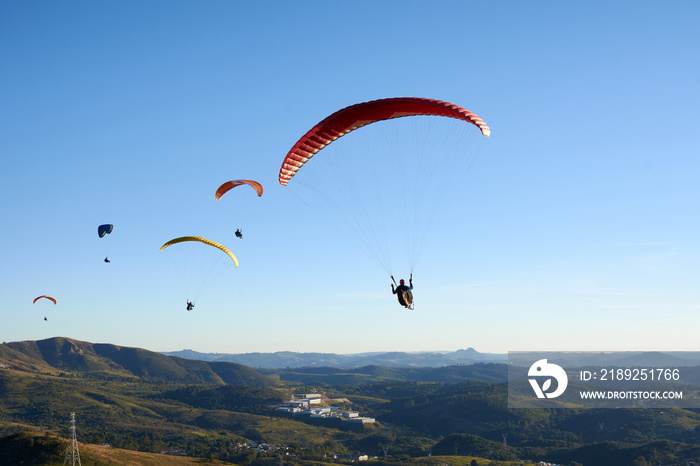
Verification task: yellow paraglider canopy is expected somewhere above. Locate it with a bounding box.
[160,236,238,267]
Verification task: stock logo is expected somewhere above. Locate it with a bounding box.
[528,359,568,399]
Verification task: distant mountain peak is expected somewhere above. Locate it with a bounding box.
[453,348,479,355]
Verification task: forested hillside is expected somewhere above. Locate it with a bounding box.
[2,338,700,466]
[0,337,273,386]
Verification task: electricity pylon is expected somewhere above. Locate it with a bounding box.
[63,412,82,466]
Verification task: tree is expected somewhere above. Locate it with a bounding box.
[631,457,650,466]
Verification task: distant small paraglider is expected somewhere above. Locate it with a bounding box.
[33,295,56,321]
[160,236,239,310]
[216,180,262,240]
[98,224,114,263]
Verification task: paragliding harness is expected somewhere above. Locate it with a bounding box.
[104,257,110,263]
[235,229,243,239]
[186,301,194,311]
[392,274,414,310]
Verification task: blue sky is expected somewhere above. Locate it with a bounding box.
[1,1,698,354]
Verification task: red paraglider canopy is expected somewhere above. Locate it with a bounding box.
[215,179,264,200]
[279,97,490,186]
[33,295,57,304]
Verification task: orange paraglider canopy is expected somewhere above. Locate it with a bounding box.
[215,180,264,200]
[33,295,57,304]
[279,97,490,186]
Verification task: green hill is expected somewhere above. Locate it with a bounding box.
[1,337,273,386]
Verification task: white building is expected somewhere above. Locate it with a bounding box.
[333,454,369,461]
[275,406,303,414]
[348,417,376,424]
[294,393,322,399]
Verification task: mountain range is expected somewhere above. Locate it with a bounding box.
[161,347,508,368]
[0,337,509,387]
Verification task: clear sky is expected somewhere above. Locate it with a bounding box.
[2,1,698,355]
